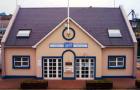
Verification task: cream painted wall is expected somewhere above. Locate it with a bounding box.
[102,47,134,76]
[36,19,102,78]
[4,48,36,76]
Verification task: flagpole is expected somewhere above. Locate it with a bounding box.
[114,0,115,7]
[67,0,70,33]
[16,0,17,6]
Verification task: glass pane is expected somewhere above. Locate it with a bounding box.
[108,29,122,37]
[118,62,123,66]
[22,62,28,65]
[15,57,21,61]
[53,59,56,62]
[118,57,124,62]
[22,57,28,61]
[44,75,47,77]
[17,30,31,37]
[44,63,47,66]
[58,75,61,77]
[82,59,85,62]
[49,59,52,62]
[109,57,116,61]
[15,62,21,66]
[76,59,79,62]
[44,59,47,62]
[44,71,47,73]
[91,59,94,62]
[58,59,61,62]
[76,63,79,66]
[109,62,116,66]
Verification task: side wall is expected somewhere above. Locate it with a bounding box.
[102,47,134,77]
[4,48,36,76]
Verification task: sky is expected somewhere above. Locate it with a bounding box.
[0,0,140,19]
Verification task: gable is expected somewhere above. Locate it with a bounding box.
[36,18,102,57]
[34,18,104,48]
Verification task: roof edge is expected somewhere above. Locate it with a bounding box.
[32,18,68,48]
[120,6,137,43]
[1,5,20,43]
[69,17,105,48]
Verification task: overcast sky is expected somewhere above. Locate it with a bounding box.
[0,0,140,19]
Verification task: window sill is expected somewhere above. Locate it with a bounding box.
[108,67,125,69]
[13,67,30,69]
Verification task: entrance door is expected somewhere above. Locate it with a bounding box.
[43,57,62,79]
[75,57,95,79]
[63,50,75,79]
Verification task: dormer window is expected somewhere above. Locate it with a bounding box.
[108,29,122,38]
[16,30,31,38]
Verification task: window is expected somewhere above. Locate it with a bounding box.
[108,29,122,37]
[108,56,126,69]
[13,56,30,69]
[16,30,31,38]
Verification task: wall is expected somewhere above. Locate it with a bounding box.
[102,47,134,76]
[36,19,102,78]
[4,48,36,76]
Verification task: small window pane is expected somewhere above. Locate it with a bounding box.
[109,57,116,61]
[109,62,116,66]
[108,29,122,37]
[22,57,28,61]
[118,62,124,66]
[22,62,28,66]
[17,30,31,37]
[14,57,21,61]
[15,62,21,66]
[117,57,124,61]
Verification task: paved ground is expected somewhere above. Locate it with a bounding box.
[0,69,139,89]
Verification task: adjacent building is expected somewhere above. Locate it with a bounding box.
[0,14,12,41]
[1,6,137,80]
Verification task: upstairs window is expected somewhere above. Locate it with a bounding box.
[108,29,122,38]
[16,30,31,38]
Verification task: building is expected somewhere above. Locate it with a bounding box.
[1,6,137,80]
[0,14,12,41]
[0,14,12,69]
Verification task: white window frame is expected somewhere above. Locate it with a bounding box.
[43,58,62,80]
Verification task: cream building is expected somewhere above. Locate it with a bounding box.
[1,6,137,80]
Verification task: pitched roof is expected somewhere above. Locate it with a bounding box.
[5,7,134,47]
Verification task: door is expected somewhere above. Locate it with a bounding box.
[43,57,62,79]
[75,57,95,79]
[63,50,75,79]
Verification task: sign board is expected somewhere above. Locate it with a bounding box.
[49,42,88,48]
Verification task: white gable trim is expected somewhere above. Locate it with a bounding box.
[32,17,105,48]
[32,18,68,48]
[1,6,20,43]
[120,6,137,43]
[69,17,105,48]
